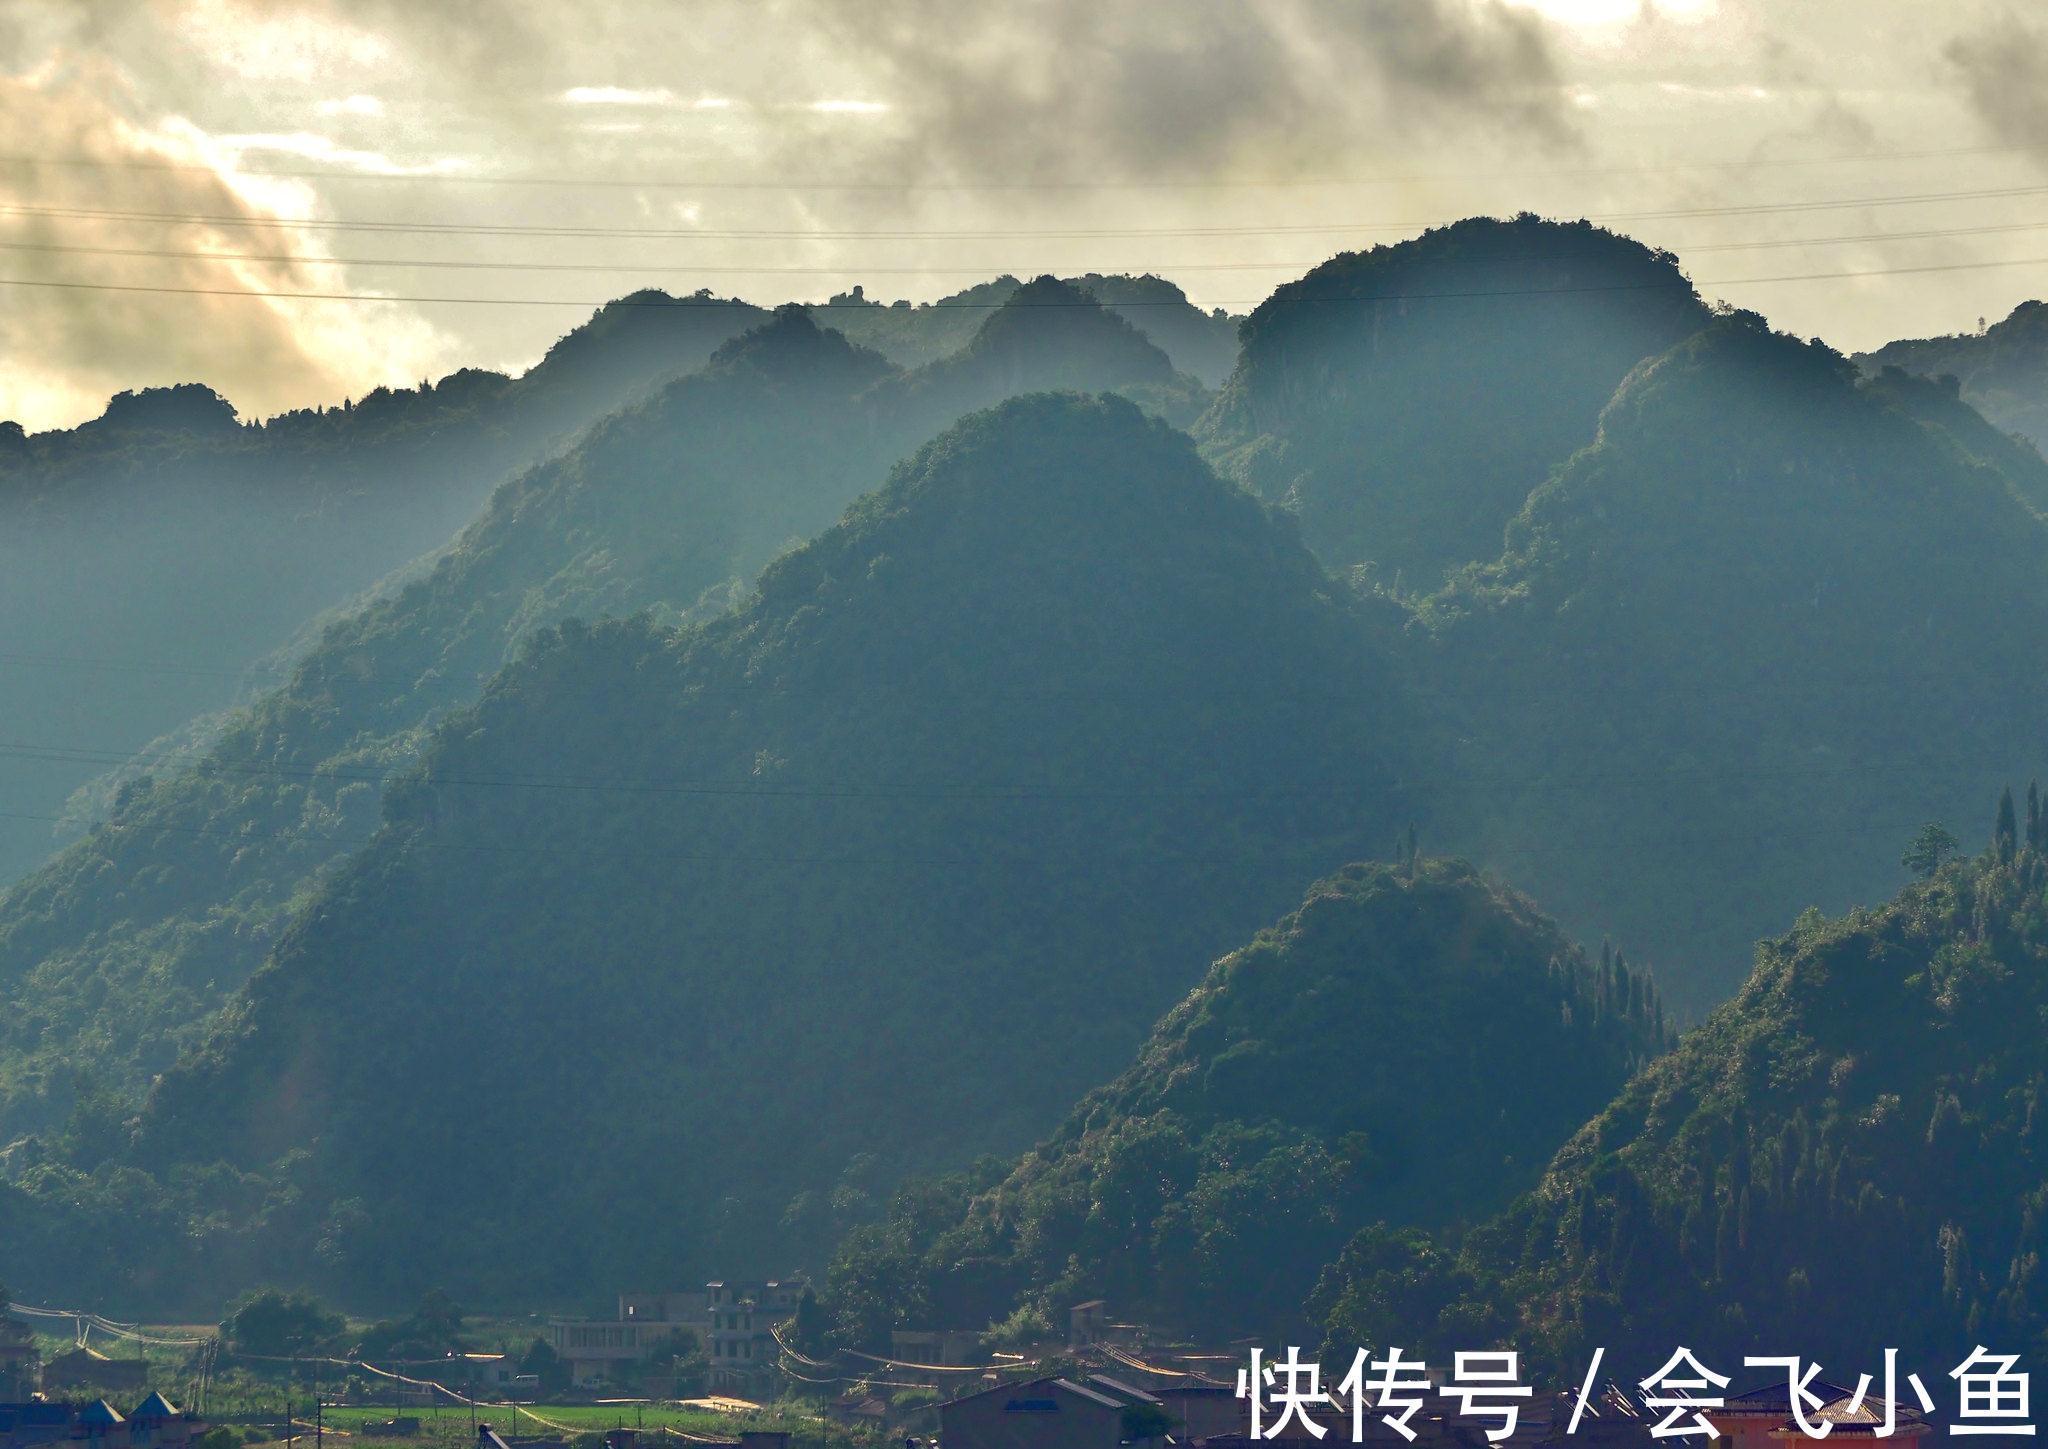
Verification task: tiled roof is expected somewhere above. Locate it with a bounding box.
[131,1392,181,1419]
[1052,1378,1126,1410]
[1723,1380,1860,1414]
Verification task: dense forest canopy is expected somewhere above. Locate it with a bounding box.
[821,858,1669,1348]
[0,290,766,886]
[8,227,2048,1336]
[1859,300,2048,471]
[0,284,1198,1145]
[1319,792,2048,1378]
[1199,216,1709,589]
[811,273,1238,385]
[1422,308,2048,1012]
[3,391,1427,1306]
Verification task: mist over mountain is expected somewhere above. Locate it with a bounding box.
[812,273,1238,384]
[822,858,1668,1347]
[0,392,1429,1306]
[1200,216,1709,589]
[1323,794,2048,1374]
[0,284,1197,1146]
[10,220,2048,1345]
[1424,309,2048,1013]
[1861,300,2048,472]
[0,291,764,885]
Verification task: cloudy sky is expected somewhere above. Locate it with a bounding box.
[2,0,2047,431]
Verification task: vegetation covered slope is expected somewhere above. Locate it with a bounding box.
[4,391,1428,1307]
[812,273,1238,384]
[1859,365,2048,515]
[0,291,762,885]
[1326,794,2048,1375]
[1425,310,2048,1013]
[0,285,1191,1141]
[1859,300,2048,470]
[1199,217,1708,588]
[821,858,1669,1346]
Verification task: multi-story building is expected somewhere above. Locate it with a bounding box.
[704,1281,803,1397]
[545,1296,701,1390]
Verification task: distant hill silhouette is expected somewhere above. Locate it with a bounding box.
[1200,216,1708,588]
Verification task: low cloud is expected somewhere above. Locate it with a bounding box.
[781,0,1579,182]
[0,56,451,431]
[1945,10,2048,148]
[559,85,681,107]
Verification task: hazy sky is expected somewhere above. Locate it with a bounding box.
[4,0,2048,431]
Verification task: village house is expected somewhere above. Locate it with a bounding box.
[0,1393,204,1449]
[38,1350,146,1395]
[547,1280,801,1394]
[0,1329,35,1400]
[1707,1380,1934,1445]
[888,1330,984,1368]
[705,1281,803,1397]
[937,1373,1168,1449]
[597,1430,786,1449]
[544,1293,704,1389]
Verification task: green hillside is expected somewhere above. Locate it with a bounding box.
[1859,300,2048,471]
[4,391,1426,1307]
[822,858,1669,1346]
[1200,216,1709,588]
[812,272,1237,384]
[0,291,762,885]
[1326,792,2048,1373]
[0,285,1190,1142]
[1425,310,2048,1012]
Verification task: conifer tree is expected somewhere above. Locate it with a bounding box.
[1997,786,2019,863]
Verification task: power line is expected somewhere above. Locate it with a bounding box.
[9,250,2048,311]
[15,181,2048,243]
[0,141,2037,192]
[15,214,2048,280]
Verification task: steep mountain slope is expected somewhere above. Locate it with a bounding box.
[1336,794,2048,1373]
[1425,310,2048,1014]
[822,858,1669,1345]
[17,392,1430,1307]
[0,285,1191,1141]
[1860,364,2048,514]
[812,273,1238,384]
[0,291,761,884]
[1859,300,2048,469]
[1199,216,1709,588]
[896,276,1207,425]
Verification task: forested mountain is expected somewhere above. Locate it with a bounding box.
[812,273,1238,384]
[1860,365,2048,514]
[0,392,1431,1307]
[1860,300,2048,468]
[1321,794,2048,1374]
[1198,217,1709,588]
[0,285,1195,1143]
[0,291,763,885]
[821,858,1669,1347]
[1423,309,2048,1012]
